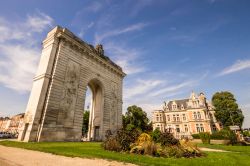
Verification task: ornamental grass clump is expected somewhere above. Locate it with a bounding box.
[103,130,203,158]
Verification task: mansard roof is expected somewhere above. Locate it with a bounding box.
[167,99,189,111]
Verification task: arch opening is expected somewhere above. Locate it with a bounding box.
[83,79,103,141]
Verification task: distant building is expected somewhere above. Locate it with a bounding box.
[152,92,221,139]
[0,117,11,131]
[0,113,24,133]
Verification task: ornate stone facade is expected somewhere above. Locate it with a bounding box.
[152,92,221,139]
[18,26,125,142]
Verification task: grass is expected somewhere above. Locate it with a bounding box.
[0,141,250,166]
[198,143,250,153]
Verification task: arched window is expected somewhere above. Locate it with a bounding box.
[200,124,204,132]
[193,112,197,119]
[196,124,200,132]
[197,112,201,119]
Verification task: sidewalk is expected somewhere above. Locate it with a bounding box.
[0,145,136,166]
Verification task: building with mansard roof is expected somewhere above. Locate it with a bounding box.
[152,92,221,139]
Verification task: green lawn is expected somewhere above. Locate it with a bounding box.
[0,141,249,166]
[198,143,250,153]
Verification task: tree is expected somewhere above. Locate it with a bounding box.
[123,105,150,132]
[212,91,244,128]
[82,111,89,136]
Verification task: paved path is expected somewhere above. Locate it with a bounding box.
[199,147,229,152]
[0,145,136,166]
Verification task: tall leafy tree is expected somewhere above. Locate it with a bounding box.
[212,91,244,128]
[123,105,151,132]
[82,111,89,136]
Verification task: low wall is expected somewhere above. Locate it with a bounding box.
[191,139,230,144]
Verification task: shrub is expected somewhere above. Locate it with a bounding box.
[210,131,228,140]
[102,128,140,152]
[151,128,161,142]
[191,134,200,139]
[242,131,250,137]
[102,136,121,152]
[164,146,184,158]
[215,129,237,145]
[159,132,179,146]
[199,132,211,144]
[116,128,140,151]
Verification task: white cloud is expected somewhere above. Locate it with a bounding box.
[218,59,250,76]
[104,42,146,74]
[0,12,54,93]
[149,80,195,97]
[124,79,163,99]
[0,45,39,92]
[86,1,103,12]
[94,23,147,44]
[26,12,53,32]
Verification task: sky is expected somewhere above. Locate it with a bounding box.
[0,0,249,127]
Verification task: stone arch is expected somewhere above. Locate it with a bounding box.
[85,78,104,141]
[18,26,125,142]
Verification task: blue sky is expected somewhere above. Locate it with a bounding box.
[0,0,250,127]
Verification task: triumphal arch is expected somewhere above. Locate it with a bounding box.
[18,26,125,142]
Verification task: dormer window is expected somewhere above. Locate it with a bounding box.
[172,104,177,110]
[181,104,184,110]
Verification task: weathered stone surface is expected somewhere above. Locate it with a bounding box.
[18,26,125,142]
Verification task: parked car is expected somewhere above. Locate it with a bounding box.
[0,132,13,139]
[244,137,250,142]
[0,132,5,138]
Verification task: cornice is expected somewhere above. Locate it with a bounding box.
[43,26,126,78]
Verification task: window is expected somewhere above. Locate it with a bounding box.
[156,115,159,122]
[184,124,188,132]
[196,124,204,133]
[176,125,180,133]
[200,124,204,132]
[182,114,186,121]
[196,124,200,132]
[197,112,201,119]
[172,104,177,110]
[209,113,213,120]
[193,112,197,119]
[167,115,170,121]
[212,124,217,131]
[173,115,176,121]
[176,114,180,121]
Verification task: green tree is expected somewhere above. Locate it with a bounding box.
[151,128,161,142]
[123,105,150,132]
[82,111,89,136]
[212,91,244,128]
